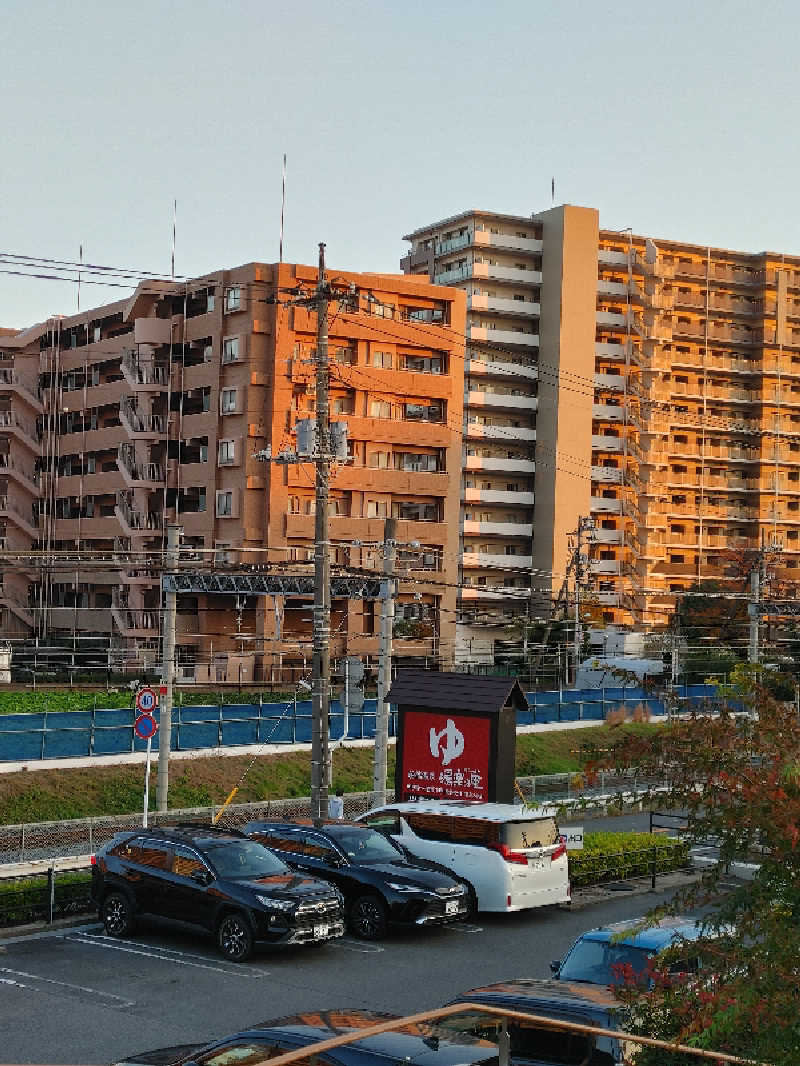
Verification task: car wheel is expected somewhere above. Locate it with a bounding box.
[349,895,388,940]
[461,882,479,920]
[102,891,136,937]
[217,912,254,962]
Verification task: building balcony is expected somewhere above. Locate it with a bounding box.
[462,520,532,537]
[0,411,39,450]
[465,455,536,474]
[466,390,537,411]
[119,398,165,440]
[591,434,624,452]
[111,599,160,638]
[0,453,37,488]
[594,372,625,392]
[121,350,169,392]
[590,496,623,514]
[592,465,623,483]
[598,248,628,267]
[462,552,533,570]
[464,487,535,506]
[0,593,34,630]
[433,264,471,285]
[597,591,621,606]
[466,422,536,442]
[114,492,163,538]
[589,559,621,575]
[0,494,37,537]
[595,341,626,362]
[468,294,540,317]
[590,527,623,544]
[117,444,165,489]
[596,311,626,328]
[593,403,624,422]
[466,356,538,381]
[0,369,43,412]
[433,233,471,256]
[473,231,543,254]
[467,326,539,348]
[472,262,542,286]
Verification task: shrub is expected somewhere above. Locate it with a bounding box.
[568,832,690,888]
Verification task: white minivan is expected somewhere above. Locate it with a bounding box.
[357,800,570,913]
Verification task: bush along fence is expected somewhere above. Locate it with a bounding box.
[0,684,722,763]
[0,870,91,928]
[567,832,691,889]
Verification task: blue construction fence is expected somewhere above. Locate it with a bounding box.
[0,684,721,763]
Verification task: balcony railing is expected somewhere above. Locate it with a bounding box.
[119,398,165,437]
[117,444,165,486]
[0,411,39,443]
[121,350,169,389]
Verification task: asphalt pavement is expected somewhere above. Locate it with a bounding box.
[0,877,697,1066]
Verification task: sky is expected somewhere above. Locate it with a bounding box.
[3,0,800,328]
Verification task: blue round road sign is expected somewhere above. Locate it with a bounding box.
[134,713,158,741]
[136,686,158,713]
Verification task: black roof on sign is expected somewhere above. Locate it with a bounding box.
[387,670,528,713]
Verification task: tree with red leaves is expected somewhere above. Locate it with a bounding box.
[586,688,800,1064]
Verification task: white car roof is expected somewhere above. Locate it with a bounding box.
[372,800,559,821]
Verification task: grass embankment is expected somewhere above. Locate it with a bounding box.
[0,722,657,825]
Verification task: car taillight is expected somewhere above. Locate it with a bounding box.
[89,854,96,866]
[490,843,528,865]
[551,841,567,862]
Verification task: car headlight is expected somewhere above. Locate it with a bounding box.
[386,882,420,893]
[255,895,295,912]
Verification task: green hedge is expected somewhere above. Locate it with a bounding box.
[568,832,690,888]
[0,870,93,927]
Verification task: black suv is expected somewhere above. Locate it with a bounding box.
[90,824,345,961]
[243,820,470,940]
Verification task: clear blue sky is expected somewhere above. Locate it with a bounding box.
[3,0,799,327]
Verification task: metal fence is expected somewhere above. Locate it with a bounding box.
[0,770,670,868]
[0,870,91,928]
[0,685,722,763]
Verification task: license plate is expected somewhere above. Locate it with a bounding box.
[528,857,545,869]
[313,923,329,938]
[445,899,460,915]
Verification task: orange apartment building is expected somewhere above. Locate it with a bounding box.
[0,264,465,682]
[402,205,800,656]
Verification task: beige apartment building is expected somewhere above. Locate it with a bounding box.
[402,205,800,659]
[0,264,465,681]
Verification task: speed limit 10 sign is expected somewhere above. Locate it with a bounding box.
[135,686,158,713]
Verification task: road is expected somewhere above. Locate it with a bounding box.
[0,882,688,1066]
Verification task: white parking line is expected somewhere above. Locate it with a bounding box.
[0,965,135,1006]
[67,933,272,976]
[334,937,384,953]
[442,923,483,934]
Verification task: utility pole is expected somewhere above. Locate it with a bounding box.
[157,523,181,811]
[573,516,594,685]
[311,243,331,827]
[748,563,761,665]
[373,517,397,806]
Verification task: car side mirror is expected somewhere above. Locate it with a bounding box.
[191,869,213,886]
[550,960,560,974]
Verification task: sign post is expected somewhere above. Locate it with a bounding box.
[135,686,159,827]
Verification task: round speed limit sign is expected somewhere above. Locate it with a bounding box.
[135,686,158,713]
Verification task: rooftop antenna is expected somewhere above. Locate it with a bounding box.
[279,153,287,262]
[171,198,177,278]
[551,177,555,205]
[77,243,83,311]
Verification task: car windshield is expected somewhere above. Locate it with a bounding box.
[559,938,652,985]
[205,840,290,880]
[327,826,404,864]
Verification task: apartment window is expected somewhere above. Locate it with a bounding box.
[670,554,685,563]
[369,451,390,468]
[224,287,241,312]
[366,499,388,518]
[372,350,393,369]
[216,491,234,517]
[218,439,235,466]
[405,402,442,422]
[287,496,300,514]
[332,395,354,415]
[206,291,215,313]
[369,400,391,418]
[404,355,443,374]
[86,455,96,474]
[220,388,238,414]
[222,337,240,364]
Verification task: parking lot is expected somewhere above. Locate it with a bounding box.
[1,885,683,1066]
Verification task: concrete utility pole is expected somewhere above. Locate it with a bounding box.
[157,523,181,811]
[748,564,761,665]
[573,516,594,685]
[373,517,397,806]
[311,243,331,827]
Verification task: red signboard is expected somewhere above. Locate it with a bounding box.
[399,711,490,803]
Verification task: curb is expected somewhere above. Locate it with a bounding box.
[564,868,703,910]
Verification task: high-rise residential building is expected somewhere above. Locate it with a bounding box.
[402,205,800,661]
[0,263,465,682]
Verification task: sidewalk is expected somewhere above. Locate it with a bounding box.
[0,718,608,775]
